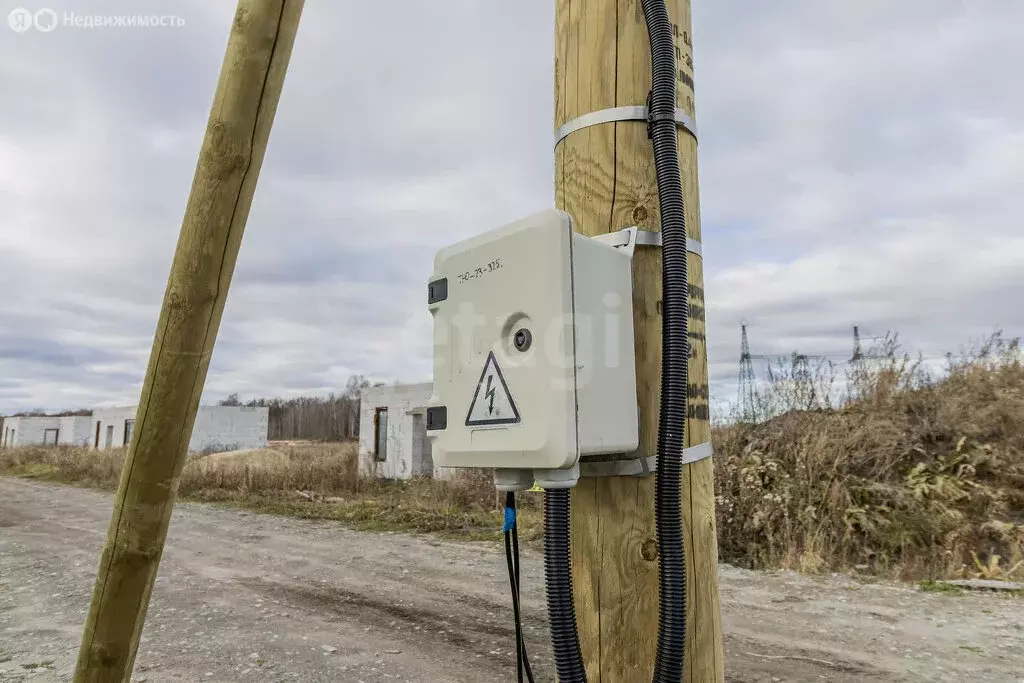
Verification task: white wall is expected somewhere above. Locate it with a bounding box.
[358,383,448,480]
[65,415,95,446]
[1,416,93,447]
[91,407,135,449]
[191,406,269,452]
[92,406,269,452]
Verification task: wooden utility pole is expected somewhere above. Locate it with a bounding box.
[73,2,304,680]
[555,0,724,680]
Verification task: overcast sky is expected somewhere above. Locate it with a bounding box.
[1,0,1022,415]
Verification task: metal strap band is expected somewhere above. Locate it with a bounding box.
[554,105,698,147]
[595,227,703,258]
[579,442,714,478]
[682,441,714,465]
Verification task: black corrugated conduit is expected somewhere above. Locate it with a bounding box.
[543,488,586,682]
[641,0,690,681]
[540,3,687,681]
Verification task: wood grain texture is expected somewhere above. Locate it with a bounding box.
[556,0,723,680]
[72,2,304,681]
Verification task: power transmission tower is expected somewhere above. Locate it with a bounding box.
[792,352,816,385]
[785,351,832,411]
[852,325,885,361]
[738,323,758,422]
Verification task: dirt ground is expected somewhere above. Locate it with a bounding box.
[1,479,1021,682]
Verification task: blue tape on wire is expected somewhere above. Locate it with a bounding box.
[502,506,516,533]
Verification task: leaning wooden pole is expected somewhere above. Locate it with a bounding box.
[556,0,724,680]
[73,2,304,680]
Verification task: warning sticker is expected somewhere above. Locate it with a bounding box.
[465,351,521,426]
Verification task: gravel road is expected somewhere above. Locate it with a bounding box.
[1,478,1021,682]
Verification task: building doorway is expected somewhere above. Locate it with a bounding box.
[373,407,388,462]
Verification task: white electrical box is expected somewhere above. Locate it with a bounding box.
[425,209,638,489]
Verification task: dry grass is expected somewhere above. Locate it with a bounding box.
[3,334,1021,579]
[714,332,1024,580]
[0,441,542,543]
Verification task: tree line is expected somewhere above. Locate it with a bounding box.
[2,377,378,444]
[7,409,92,417]
[220,375,375,442]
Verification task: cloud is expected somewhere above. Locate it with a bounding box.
[697,0,1024,411]
[0,0,1021,418]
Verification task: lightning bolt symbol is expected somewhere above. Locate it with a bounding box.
[484,375,496,414]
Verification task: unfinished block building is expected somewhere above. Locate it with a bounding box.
[2,406,268,453]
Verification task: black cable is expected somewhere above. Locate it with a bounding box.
[640,0,690,681]
[512,521,536,682]
[505,530,524,682]
[504,492,535,683]
[544,488,586,682]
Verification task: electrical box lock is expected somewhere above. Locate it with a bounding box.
[426,209,639,489]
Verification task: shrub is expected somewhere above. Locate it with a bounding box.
[714,332,1024,579]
